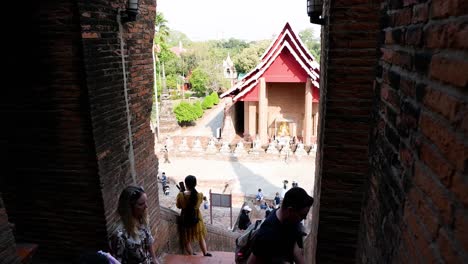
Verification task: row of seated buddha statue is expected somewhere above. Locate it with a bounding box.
[162,136,317,157]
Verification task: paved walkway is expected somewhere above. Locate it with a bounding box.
[159,157,315,200]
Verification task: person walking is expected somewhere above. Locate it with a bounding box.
[247,187,314,264]
[110,186,160,264]
[280,181,288,200]
[176,175,212,257]
[163,146,171,163]
[160,172,170,196]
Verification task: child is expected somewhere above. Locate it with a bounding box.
[256,188,264,203]
[203,196,209,210]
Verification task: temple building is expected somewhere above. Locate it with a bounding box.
[223,54,238,88]
[221,23,320,145]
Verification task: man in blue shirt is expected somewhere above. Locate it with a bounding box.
[247,187,313,264]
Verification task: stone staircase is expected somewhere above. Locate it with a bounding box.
[159,99,179,134]
[163,251,235,264]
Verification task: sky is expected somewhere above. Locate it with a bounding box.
[157,0,321,42]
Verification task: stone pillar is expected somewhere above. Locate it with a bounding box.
[314,112,319,139]
[244,101,250,135]
[248,102,257,137]
[258,78,268,144]
[304,78,313,145]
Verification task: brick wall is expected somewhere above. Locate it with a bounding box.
[77,0,160,239]
[0,194,19,264]
[2,1,108,260]
[311,0,380,262]
[356,0,467,262]
[1,0,159,261]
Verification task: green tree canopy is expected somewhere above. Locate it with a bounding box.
[173,102,198,123]
[189,68,209,96]
[299,28,321,62]
[233,40,270,74]
[154,12,170,45]
[167,30,191,47]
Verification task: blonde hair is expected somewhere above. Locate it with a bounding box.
[117,186,148,238]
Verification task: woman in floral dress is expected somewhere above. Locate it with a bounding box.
[110,186,160,264]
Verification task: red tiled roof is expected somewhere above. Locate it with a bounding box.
[221,22,320,102]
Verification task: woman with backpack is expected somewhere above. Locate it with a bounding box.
[176,175,212,256]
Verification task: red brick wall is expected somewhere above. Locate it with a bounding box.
[2,1,108,260]
[356,0,467,262]
[312,0,380,262]
[2,0,159,262]
[313,0,467,262]
[77,0,160,240]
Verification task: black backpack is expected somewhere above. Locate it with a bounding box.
[235,219,263,264]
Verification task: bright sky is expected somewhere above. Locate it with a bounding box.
[157,0,321,42]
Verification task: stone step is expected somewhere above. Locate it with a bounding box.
[163,251,235,264]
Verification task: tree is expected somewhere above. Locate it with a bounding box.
[173,102,198,124]
[167,30,191,47]
[201,96,214,110]
[189,68,209,96]
[180,52,198,77]
[193,101,203,118]
[233,40,270,74]
[166,74,178,90]
[210,92,220,105]
[299,28,321,62]
[154,12,170,44]
[217,38,249,53]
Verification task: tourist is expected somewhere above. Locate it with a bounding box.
[265,203,274,218]
[274,192,281,209]
[256,189,264,203]
[176,175,212,256]
[292,181,299,188]
[238,205,252,230]
[161,172,169,196]
[110,186,160,264]
[203,196,209,210]
[280,180,288,199]
[247,187,314,264]
[163,146,171,163]
[161,172,167,187]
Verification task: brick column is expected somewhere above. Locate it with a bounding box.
[304,78,313,145]
[258,78,268,144]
